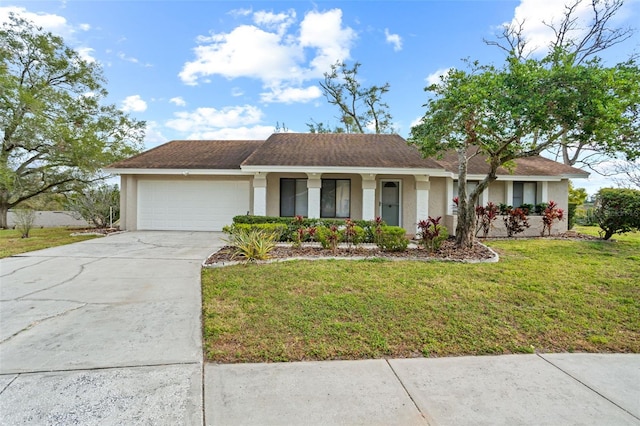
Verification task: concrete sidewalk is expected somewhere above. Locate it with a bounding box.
[205,353,640,426]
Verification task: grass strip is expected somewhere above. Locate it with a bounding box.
[0,227,99,258]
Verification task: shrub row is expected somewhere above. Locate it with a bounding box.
[232,215,382,243]
[227,215,410,252]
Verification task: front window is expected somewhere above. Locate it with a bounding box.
[513,181,537,207]
[321,179,350,218]
[453,180,481,207]
[280,178,308,217]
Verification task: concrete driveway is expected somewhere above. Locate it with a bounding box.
[0,231,221,425]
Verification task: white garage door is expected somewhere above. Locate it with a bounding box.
[137,180,250,231]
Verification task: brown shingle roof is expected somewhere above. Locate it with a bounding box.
[107,140,264,169]
[242,133,443,169]
[434,150,589,177]
[107,134,589,178]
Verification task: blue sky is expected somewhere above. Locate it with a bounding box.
[2,0,640,195]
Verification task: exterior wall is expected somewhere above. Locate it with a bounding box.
[265,173,422,231]
[446,179,570,237]
[428,177,448,219]
[488,181,505,205]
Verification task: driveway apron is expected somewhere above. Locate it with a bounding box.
[0,231,221,425]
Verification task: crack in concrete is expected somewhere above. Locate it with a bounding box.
[0,303,87,345]
[536,353,640,422]
[0,257,50,278]
[2,361,202,376]
[0,374,19,395]
[14,258,101,301]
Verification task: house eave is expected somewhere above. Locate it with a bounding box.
[104,168,253,176]
[460,173,588,181]
[240,165,453,177]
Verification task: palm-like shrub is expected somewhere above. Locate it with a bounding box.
[223,228,278,263]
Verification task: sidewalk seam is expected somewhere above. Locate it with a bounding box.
[536,353,640,422]
[385,359,433,425]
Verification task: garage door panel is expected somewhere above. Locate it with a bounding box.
[137,180,249,231]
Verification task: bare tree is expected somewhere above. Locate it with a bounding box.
[486,0,634,64]
[315,61,394,134]
[485,0,639,171]
[613,160,640,189]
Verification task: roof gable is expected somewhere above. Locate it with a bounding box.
[242,133,443,169]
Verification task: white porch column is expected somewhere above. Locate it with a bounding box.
[307,173,322,218]
[124,175,137,230]
[540,181,549,202]
[446,177,454,215]
[253,173,267,216]
[505,181,514,206]
[361,174,377,221]
[415,175,430,233]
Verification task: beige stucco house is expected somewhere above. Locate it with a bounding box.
[105,133,589,236]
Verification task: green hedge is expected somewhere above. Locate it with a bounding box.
[376,226,409,252]
[232,215,384,243]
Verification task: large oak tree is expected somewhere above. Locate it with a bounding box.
[0,14,145,228]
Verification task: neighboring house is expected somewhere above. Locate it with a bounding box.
[105,133,589,236]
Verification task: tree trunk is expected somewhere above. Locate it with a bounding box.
[455,148,476,248]
[0,203,9,229]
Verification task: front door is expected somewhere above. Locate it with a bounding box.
[381,180,400,226]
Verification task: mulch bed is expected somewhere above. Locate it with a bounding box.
[204,231,606,266]
[204,239,497,266]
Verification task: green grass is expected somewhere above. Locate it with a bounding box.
[202,230,640,363]
[0,227,99,258]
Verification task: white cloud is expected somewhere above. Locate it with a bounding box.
[299,9,356,75]
[0,6,69,33]
[118,52,139,64]
[179,8,356,103]
[384,28,402,51]
[253,9,296,34]
[410,116,424,128]
[76,47,96,63]
[229,8,252,18]
[181,23,303,85]
[143,121,167,149]
[165,105,264,134]
[426,67,452,86]
[1,6,99,65]
[191,125,275,140]
[121,95,147,113]
[260,85,322,103]
[169,97,187,107]
[231,87,244,97]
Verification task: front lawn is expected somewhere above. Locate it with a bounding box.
[202,231,640,362]
[0,227,99,258]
